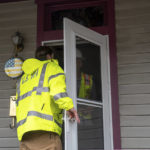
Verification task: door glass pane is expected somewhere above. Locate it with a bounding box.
[76,36,102,101]
[51,6,105,30]
[78,104,104,150]
[76,36,104,150]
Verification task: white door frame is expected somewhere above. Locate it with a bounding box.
[42,39,63,46]
[64,18,113,150]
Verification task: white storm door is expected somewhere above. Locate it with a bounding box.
[64,18,113,150]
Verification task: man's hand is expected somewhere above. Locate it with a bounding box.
[67,108,80,123]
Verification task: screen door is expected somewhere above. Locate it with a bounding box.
[64,18,113,150]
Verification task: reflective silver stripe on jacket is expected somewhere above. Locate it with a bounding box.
[37,63,48,95]
[17,111,62,128]
[48,73,65,82]
[53,92,68,101]
[17,111,53,128]
[16,87,49,105]
[16,63,49,106]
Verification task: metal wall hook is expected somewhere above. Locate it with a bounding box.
[9,117,16,129]
[9,96,16,129]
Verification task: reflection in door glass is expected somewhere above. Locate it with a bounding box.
[78,104,104,150]
[76,36,104,150]
[76,36,102,101]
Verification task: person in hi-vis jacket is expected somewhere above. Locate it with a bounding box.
[76,49,96,121]
[76,49,96,100]
[16,46,80,150]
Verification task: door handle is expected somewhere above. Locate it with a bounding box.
[66,112,76,133]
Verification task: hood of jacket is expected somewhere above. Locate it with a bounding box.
[22,58,58,75]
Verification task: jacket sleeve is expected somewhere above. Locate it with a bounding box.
[48,63,74,110]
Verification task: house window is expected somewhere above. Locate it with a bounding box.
[51,6,105,30]
[44,1,107,31]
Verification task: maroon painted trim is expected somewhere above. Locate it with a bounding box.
[37,0,108,46]
[41,26,108,43]
[47,0,105,10]
[0,0,27,3]
[36,1,121,149]
[108,0,121,149]
[35,0,107,4]
[45,1,107,31]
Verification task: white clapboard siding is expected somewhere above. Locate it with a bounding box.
[119,94,150,105]
[118,53,150,65]
[0,99,10,108]
[0,52,34,63]
[117,33,150,47]
[118,63,150,75]
[0,0,36,149]
[119,73,150,85]
[116,16,150,28]
[0,36,36,48]
[0,89,16,99]
[0,7,36,21]
[0,81,16,90]
[0,18,36,30]
[0,63,4,71]
[117,30,150,41]
[119,84,150,95]
[0,34,36,43]
[121,116,150,127]
[116,7,150,19]
[121,138,150,149]
[0,118,11,128]
[0,149,18,150]
[0,72,14,81]
[0,1,35,12]
[0,43,36,55]
[115,0,150,149]
[116,0,150,10]
[0,109,9,118]
[121,127,150,138]
[0,54,12,63]
[0,27,36,39]
[117,43,150,54]
[0,138,19,147]
[0,128,17,138]
[120,105,150,116]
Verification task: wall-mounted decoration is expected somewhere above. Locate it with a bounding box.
[4,31,24,78]
[4,57,23,78]
[12,32,24,57]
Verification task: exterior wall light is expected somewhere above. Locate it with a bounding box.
[12,32,24,56]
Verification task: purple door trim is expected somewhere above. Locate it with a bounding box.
[108,0,121,149]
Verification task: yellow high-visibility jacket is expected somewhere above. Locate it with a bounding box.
[78,73,93,99]
[16,58,74,141]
